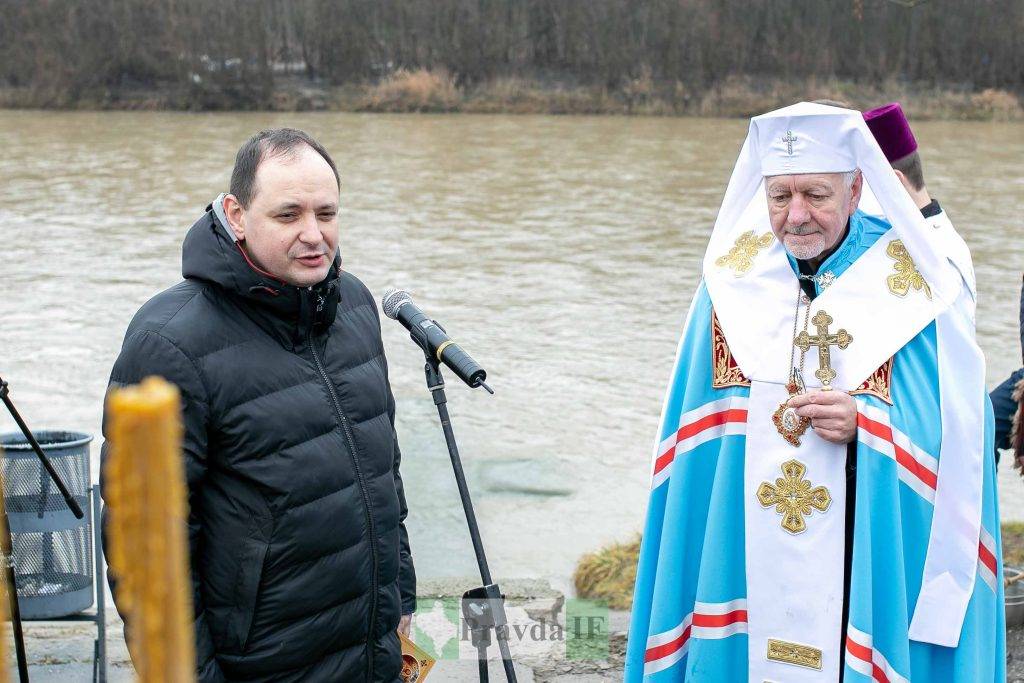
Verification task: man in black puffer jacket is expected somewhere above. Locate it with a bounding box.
[101,128,414,681]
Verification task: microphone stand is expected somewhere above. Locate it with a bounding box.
[421,356,516,683]
[0,374,86,683]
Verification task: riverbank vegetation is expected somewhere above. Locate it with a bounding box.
[577,523,1024,609]
[2,0,1022,119]
[356,71,1022,119]
[574,537,640,610]
[1004,522,1024,568]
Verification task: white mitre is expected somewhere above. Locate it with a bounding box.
[702,101,961,312]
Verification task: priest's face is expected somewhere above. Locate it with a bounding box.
[765,172,863,261]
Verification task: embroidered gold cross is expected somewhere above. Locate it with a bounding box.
[886,239,932,300]
[793,309,852,387]
[715,230,774,276]
[757,459,831,534]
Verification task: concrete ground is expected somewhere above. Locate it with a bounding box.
[8,602,1016,681]
[4,598,626,682]
[6,616,132,681]
[1009,626,1024,682]
[4,616,541,682]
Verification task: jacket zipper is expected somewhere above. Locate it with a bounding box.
[307,292,380,681]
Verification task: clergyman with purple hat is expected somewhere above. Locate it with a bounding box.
[863,103,1024,473]
[864,101,976,317]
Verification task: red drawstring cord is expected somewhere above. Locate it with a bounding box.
[234,241,287,288]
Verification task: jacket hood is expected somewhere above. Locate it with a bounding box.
[181,202,342,336]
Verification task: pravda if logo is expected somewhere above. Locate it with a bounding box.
[409,596,608,661]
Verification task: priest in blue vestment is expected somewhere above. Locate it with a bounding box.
[626,102,1003,682]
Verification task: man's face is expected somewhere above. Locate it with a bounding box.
[765,172,862,261]
[225,145,340,287]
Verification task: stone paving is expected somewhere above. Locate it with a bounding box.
[5,579,622,682]
[9,583,1018,681]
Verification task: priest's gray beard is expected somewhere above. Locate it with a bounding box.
[781,226,829,260]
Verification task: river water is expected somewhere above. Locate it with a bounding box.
[1,111,1022,590]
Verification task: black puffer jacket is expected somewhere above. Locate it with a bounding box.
[101,205,414,682]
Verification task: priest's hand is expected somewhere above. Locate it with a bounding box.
[788,390,857,444]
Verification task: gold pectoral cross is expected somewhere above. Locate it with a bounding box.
[757,459,832,534]
[793,310,852,387]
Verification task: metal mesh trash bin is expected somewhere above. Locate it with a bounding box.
[0,430,94,619]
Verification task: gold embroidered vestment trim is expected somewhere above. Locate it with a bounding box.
[715,230,774,276]
[766,638,823,670]
[711,311,751,388]
[886,239,932,299]
[849,357,894,405]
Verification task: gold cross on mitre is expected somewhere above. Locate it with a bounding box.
[793,309,852,387]
[757,459,832,534]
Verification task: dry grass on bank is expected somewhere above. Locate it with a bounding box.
[359,68,461,112]
[574,536,641,611]
[3,70,1022,120]
[578,523,1024,611]
[1004,522,1024,568]
[346,70,1024,120]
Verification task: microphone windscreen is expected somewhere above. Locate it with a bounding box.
[381,287,412,320]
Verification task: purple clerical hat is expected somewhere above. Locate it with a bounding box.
[863,102,918,162]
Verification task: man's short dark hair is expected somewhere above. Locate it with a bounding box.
[891,150,926,192]
[230,128,340,208]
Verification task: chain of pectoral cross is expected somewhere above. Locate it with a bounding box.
[787,284,813,393]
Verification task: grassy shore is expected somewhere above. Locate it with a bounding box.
[2,71,1021,120]
[578,523,1024,609]
[574,536,640,610]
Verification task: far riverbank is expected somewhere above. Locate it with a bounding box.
[2,72,1021,120]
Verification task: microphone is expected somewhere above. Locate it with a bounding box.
[381,288,492,393]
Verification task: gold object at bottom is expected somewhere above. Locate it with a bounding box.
[400,633,436,682]
[766,638,823,670]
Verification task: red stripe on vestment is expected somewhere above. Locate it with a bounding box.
[857,413,937,490]
[644,625,691,663]
[691,610,747,628]
[644,605,748,665]
[846,635,873,663]
[979,539,998,575]
[846,636,890,683]
[653,409,748,476]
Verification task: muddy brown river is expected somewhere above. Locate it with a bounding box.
[1,111,1021,588]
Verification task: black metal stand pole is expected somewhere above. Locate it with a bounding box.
[478,644,490,683]
[0,374,89,683]
[423,359,516,683]
[0,505,29,683]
